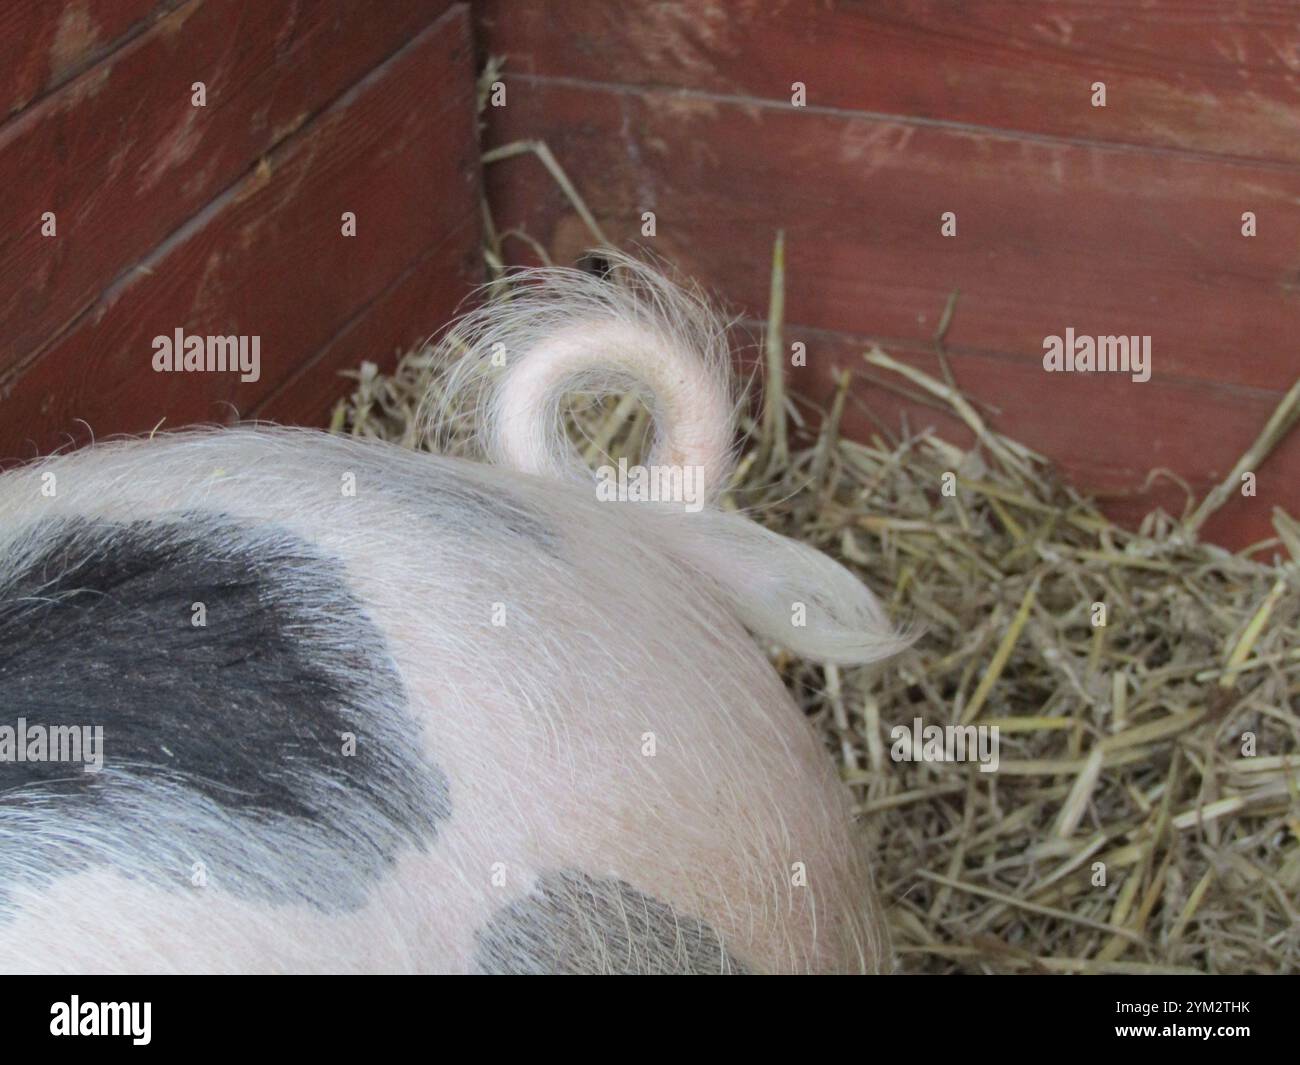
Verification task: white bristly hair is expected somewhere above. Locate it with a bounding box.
[426,251,741,503]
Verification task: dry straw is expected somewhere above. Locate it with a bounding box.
[333,76,1298,972]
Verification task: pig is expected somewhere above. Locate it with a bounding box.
[0,252,906,974]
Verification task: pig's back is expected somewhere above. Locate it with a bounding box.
[0,428,884,973]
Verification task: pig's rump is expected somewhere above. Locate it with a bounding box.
[0,428,884,973]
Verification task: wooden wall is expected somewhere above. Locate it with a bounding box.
[474,0,1300,551]
[0,0,483,460]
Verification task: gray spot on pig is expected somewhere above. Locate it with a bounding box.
[0,514,448,916]
[446,483,555,549]
[473,870,750,974]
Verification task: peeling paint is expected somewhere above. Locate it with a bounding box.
[645,93,721,122]
[1030,16,1075,47]
[838,121,915,167]
[270,112,311,145]
[190,248,227,323]
[56,62,112,110]
[181,158,221,201]
[158,2,201,38]
[49,2,103,82]
[136,105,204,194]
[621,0,733,79]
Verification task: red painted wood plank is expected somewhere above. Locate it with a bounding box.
[251,224,482,427]
[0,0,167,119]
[482,80,1300,397]
[0,5,479,461]
[476,0,1300,166]
[477,76,1299,547]
[787,330,1299,553]
[0,0,456,375]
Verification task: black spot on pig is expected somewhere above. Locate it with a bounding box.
[473,870,750,974]
[0,514,448,916]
